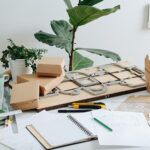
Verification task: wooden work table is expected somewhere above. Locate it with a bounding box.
[0,90,150,150]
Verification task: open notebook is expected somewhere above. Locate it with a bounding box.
[26,111,97,150]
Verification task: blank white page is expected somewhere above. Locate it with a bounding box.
[31,111,89,147]
[92,110,150,146]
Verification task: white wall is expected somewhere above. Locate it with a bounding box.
[0,0,150,73]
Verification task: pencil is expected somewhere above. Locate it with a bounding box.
[93,117,113,131]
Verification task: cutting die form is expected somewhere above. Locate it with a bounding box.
[38,61,146,110]
[42,62,145,97]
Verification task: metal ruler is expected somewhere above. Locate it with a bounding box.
[4,87,19,133]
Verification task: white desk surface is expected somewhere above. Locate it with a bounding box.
[1,90,150,150]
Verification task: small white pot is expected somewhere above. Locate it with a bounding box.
[9,59,32,82]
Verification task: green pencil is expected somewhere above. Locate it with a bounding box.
[94,117,113,131]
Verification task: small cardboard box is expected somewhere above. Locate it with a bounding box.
[36,57,65,77]
[17,74,64,96]
[10,81,39,111]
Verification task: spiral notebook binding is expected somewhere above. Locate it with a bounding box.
[67,115,93,137]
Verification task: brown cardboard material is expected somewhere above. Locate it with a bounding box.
[9,81,17,88]
[17,74,64,96]
[116,95,150,121]
[36,57,65,77]
[145,55,150,92]
[10,81,39,111]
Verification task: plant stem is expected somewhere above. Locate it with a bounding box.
[69,26,76,71]
[78,0,81,5]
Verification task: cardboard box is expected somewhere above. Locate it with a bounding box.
[10,81,39,111]
[36,57,65,77]
[17,74,64,96]
[145,55,150,92]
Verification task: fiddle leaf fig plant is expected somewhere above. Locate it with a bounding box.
[35,0,121,71]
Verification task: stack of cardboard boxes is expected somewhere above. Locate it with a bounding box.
[10,57,65,111]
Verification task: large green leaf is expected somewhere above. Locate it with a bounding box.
[75,48,121,61]
[34,20,72,55]
[0,110,4,113]
[79,0,104,6]
[73,51,93,70]
[51,20,72,40]
[67,5,120,26]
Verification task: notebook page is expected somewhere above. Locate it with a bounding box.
[31,111,89,147]
[71,112,97,136]
[92,110,150,146]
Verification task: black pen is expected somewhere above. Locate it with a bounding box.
[58,109,92,113]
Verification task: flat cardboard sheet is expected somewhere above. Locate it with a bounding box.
[117,95,150,121]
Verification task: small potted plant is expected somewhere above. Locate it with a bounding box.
[0,39,47,81]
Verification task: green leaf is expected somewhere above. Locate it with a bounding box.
[0,110,4,113]
[51,20,72,40]
[73,51,94,70]
[64,0,73,9]
[79,0,104,6]
[67,5,120,26]
[34,20,72,55]
[75,48,121,61]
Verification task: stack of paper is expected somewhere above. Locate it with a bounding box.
[72,109,150,146]
[92,110,150,146]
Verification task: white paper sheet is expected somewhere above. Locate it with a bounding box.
[92,110,150,146]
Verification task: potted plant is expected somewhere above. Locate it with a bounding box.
[0,39,47,81]
[34,0,121,71]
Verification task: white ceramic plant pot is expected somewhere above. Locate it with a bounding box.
[9,59,32,82]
